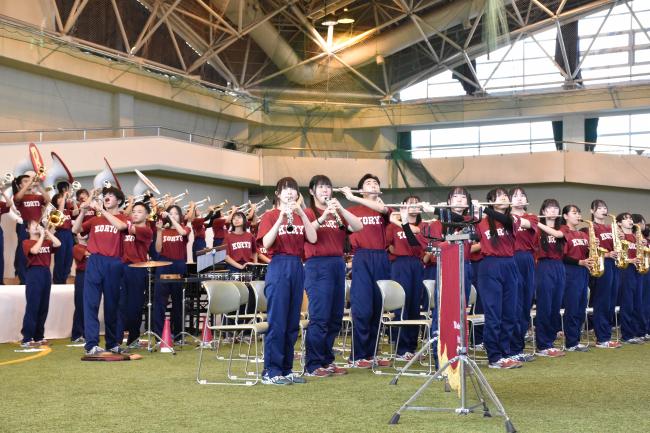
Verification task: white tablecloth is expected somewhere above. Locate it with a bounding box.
[0,285,104,343]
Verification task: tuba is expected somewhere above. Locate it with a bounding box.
[586,220,607,278]
[634,224,650,275]
[610,215,629,269]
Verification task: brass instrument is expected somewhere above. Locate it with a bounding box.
[71,181,81,191]
[324,198,346,230]
[634,224,650,274]
[586,220,607,278]
[47,209,64,229]
[610,215,629,269]
[207,200,229,213]
[182,196,211,210]
[239,197,269,214]
[0,172,14,188]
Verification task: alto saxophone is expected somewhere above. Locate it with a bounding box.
[610,215,629,269]
[586,220,607,278]
[634,223,650,274]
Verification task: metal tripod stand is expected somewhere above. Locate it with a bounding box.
[141,265,176,354]
[389,233,516,433]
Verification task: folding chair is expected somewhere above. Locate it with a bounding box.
[465,285,486,362]
[337,279,353,364]
[372,280,433,375]
[196,281,268,386]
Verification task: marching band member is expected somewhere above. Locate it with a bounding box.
[154,205,191,342]
[475,188,532,369]
[509,187,538,363]
[185,202,207,262]
[589,200,622,348]
[13,174,50,284]
[534,199,566,357]
[223,211,257,271]
[616,213,644,344]
[303,175,361,377]
[558,205,592,352]
[51,192,74,284]
[0,189,11,284]
[632,214,650,340]
[339,174,391,369]
[70,234,89,344]
[386,197,426,361]
[209,210,227,247]
[119,202,153,349]
[20,220,61,347]
[72,186,128,355]
[256,177,316,385]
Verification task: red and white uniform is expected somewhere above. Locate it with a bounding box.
[225,231,256,264]
[537,232,564,260]
[122,224,153,264]
[212,217,227,241]
[560,226,589,261]
[22,239,56,267]
[160,226,191,261]
[255,208,307,257]
[385,223,426,258]
[475,215,522,257]
[347,205,390,252]
[592,222,614,252]
[303,208,346,258]
[14,194,45,223]
[82,214,129,258]
[624,233,637,259]
[191,217,206,240]
[73,243,88,271]
[57,209,73,231]
[514,213,539,253]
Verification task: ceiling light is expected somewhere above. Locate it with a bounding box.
[321,13,338,26]
[337,8,354,24]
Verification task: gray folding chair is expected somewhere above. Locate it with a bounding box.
[196,281,268,386]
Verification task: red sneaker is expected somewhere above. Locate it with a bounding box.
[304,367,332,378]
[348,359,373,369]
[373,357,391,367]
[325,364,348,375]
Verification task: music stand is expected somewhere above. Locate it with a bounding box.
[388,233,517,433]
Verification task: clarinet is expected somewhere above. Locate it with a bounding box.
[325,198,346,230]
[286,202,294,233]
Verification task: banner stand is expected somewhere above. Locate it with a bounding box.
[388,233,517,433]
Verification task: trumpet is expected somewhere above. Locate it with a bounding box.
[47,209,64,229]
[207,200,229,212]
[0,172,14,188]
[154,190,189,204]
[333,187,382,195]
[182,196,211,210]
[238,197,269,214]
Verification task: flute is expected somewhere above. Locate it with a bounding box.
[332,188,383,195]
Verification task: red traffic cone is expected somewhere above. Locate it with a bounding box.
[160,317,173,353]
[200,316,212,348]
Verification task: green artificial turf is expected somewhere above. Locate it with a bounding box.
[1,340,649,433]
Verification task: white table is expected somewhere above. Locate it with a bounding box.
[0,284,104,343]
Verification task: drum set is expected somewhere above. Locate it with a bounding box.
[199,264,267,282]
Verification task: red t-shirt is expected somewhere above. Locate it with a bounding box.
[15,194,45,223]
[255,208,307,257]
[73,243,88,271]
[212,218,227,240]
[386,223,426,258]
[257,239,272,259]
[0,201,9,218]
[593,222,614,252]
[303,208,346,258]
[423,220,444,265]
[160,226,191,261]
[514,213,539,253]
[537,232,564,260]
[225,231,256,264]
[476,215,522,257]
[79,212,97,237]
[122,224,154,264]
[347,205,390,253]
[561,226,589,261]
[82,213,129,258]
[469,248,483,262]
[56,209,73,231]
[23,239,56,267]
[624,233,637,259]
[192,218,206,239]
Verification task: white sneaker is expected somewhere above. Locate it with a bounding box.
[261,375,293,386]
[395,352,416,362]
[566,344,589,352]
[85,346,106,356]
[510,353,535,362]
[488,358,522,369]
[536,348,565,358]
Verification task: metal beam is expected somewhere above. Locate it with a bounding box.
[62,0,89,35]
[130,0,182,56]
[110,0,131,53]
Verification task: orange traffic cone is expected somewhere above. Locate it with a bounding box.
[200,316,212,348]
[160,317,173,353]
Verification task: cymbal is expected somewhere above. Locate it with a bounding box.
[129,260,173,268]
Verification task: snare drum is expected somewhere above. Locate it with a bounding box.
[228,272,253,282]
[200,271,230,280]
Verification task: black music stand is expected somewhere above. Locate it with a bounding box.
[389,232,516,433]
[141,265,175,354]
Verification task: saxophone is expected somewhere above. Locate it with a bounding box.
[586,220,607,278]
[610,215,629,269]
[634,224,650,274]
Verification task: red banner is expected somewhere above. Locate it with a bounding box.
[437,242,467,393]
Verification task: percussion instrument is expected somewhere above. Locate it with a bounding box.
[129,260,173,268]
[246,263,268,281]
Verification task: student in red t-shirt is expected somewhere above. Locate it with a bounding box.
[154,205,191,342]
[303,175,362,378]
[616,212,645,344]
[72,186,128,355]
[0,189,12,285]
[475,188,532,370]
[20,220,61,348]
[224,211,257,271]
[534,199,567,357]
[13,173,50,284]
[339,174,392,368]
[256,177,317,385]
[119,202,153,348]
[185,201,207,262]
[70,233,89,343]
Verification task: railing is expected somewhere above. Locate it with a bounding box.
[0,125,250,151]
